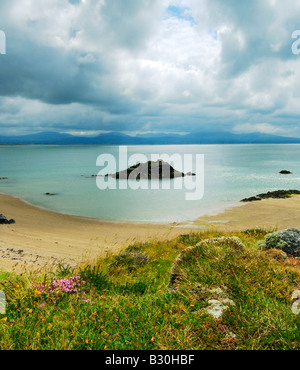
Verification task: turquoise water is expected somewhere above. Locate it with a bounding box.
[0,144,300,223]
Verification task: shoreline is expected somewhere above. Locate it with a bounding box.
[1,191,300,272]
[0,191,170,227]
[0,192,197,272]
[0,191,244,226]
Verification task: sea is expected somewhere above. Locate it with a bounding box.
[0,144,299,224]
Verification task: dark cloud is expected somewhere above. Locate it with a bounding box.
[0,0,299,137]
[0,30,136,114]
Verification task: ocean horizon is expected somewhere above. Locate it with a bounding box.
[0,144,299,224]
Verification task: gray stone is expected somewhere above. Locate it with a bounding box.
[259,228,300,257]
[205,298,235,320]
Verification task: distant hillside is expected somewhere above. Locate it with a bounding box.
[1,131,300,145]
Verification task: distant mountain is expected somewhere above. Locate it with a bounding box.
[1,131,300,145]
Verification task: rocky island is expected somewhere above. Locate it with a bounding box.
[105,160,196,180]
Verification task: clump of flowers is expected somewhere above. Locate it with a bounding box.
[30,275,94,306]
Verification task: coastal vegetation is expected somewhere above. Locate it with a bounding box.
[0,228,299,350]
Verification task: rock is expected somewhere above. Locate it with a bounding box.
[292,290,300,303]
[107,160,196,180]
[0,214,15,224]
[0,177,8,180]
[190,284,235,319]
[110,250,149,271]
[168,237,245,292]
[292,290,300,315]
[257,190,300,199]
[205,298,235,320]
[279,170,292,174]
[168,238,242,320]
[241,190,300,202]
[45,192,58,196]
[258,228,300,257]
[241,196,261,202]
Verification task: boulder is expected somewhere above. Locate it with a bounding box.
[279,170,292,174]
[0,214,15,224]
[258,228,300,257]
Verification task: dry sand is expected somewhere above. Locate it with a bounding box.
[1,192,300,272]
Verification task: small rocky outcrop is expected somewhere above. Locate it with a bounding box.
[258,228,300,257]
[0,177,8,180]
[279,170,292,174]
[0,214,15,224]
[205,297,235,320]
[191,285,236,320]
[106,160,196,180]
[241,190,300,202]
[168,237,243,320]
[241,196,261,202]
[169,237,245,293]
[110,250,149,271]
[44,192,58,196]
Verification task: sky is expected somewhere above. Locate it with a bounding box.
[0,0,300,137]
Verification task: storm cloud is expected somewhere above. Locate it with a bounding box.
[0,0,300,137]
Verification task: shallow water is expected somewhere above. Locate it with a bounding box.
[0,144,299,223]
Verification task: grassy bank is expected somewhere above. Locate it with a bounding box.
[0,228,299,350]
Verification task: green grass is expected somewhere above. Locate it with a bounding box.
[0,228,299,350]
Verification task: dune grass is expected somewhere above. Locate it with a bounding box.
[0,228,299,350]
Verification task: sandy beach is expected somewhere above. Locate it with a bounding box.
[0,193,197,272]
[191,195,300,231]
[1,192,300,272]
